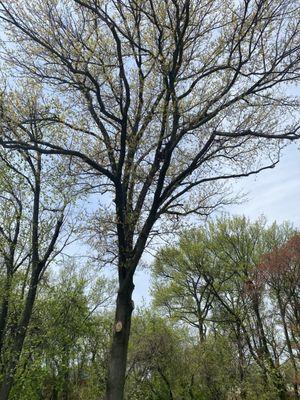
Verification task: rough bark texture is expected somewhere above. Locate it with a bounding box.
[105,281,134,400]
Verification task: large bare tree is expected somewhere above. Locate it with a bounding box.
[0,1,299,399]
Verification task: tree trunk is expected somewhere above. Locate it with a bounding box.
[273,370,287,400]
[105,280,134,400]
[0,272,12,359]
[277,296,299,399]
[0,271,39,400]
[235,324,246,399]
[251,297,287,400]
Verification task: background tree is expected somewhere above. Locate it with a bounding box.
[258,234,300,399]
[0,90,80,399]
[3,263,115,400]
[0,157,29,359]
[205,217,293,400]
[152,228,213,341]
[0,1,299,398]
[152,216,299,399]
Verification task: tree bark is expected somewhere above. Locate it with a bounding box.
[105,278,134,400]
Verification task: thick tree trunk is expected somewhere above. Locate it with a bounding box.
[105,280,134,400]
[0,271,39,400]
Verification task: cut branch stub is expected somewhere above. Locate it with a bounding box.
[115,321,123,333]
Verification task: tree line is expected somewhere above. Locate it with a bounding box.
[0,202,299,399]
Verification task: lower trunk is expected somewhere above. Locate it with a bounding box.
[0,272,13,359]
[61,346,70,400]
[0,271,39,400]
[278,296,299,399]
[274,372,287,400]
[62,371,70,400]
[51,386,59,400]
[236,326,246,399]
[253,300,287,400]
[105,281,134,400]
[265,355,287,400]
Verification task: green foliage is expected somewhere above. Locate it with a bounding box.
[5,265,114,400]
[1,212,299,399]
[152,215,299,400]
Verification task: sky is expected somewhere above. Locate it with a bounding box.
[133,142,300,305]
[229,143,300,226]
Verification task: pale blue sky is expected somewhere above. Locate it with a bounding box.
[133,143,300,305]
[229,143,300,227]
